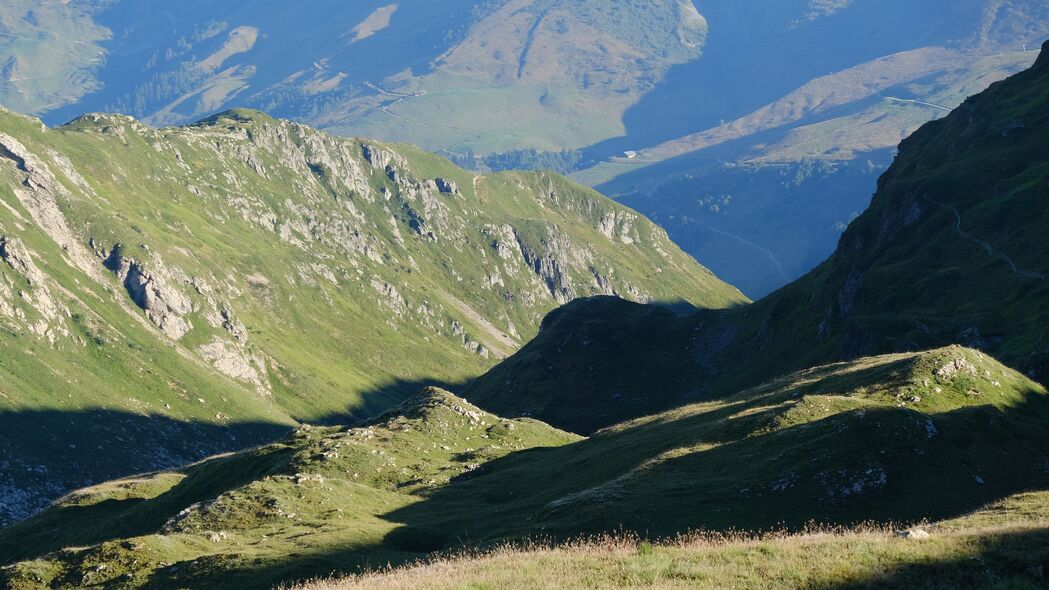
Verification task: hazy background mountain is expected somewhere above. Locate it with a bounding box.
[2,1,1048,296]
[0,0,708,154]
[576,0,1049,295]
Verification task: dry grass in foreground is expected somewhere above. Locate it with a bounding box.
[288,500,1049,590]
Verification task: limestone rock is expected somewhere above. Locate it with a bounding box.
[197,338,270,393]
[896,528,931,540]
[103,245,193,340]
[937,358,979,379]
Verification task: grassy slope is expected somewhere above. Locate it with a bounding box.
[0,389,580,589]
[3,346,1047,588]
[0,106,742,525]
[467,40,1049,435]
[297,491,1049,589]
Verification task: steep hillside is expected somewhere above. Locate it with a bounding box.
[0,107,741,526]
[4,347,1047,588]
[469,40,1049,433]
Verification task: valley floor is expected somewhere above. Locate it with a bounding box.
[293,492,1049,590]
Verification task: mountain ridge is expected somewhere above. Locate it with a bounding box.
[0,104,741,526]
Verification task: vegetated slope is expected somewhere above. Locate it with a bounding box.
[0,389,581,588]
[468,40,1049,434]
[298,492,1049,589]
[4,346,1047,589]
[0,106,742,526]
[1,0,707,154]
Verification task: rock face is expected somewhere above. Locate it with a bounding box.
[0,236,43,285]
[197,338,269,393]
[434,178,459,195]
[0,235,68,342]
[0,106,744,527]
[104,246,193,340]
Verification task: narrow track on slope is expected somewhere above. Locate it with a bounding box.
[940,202,1046,281]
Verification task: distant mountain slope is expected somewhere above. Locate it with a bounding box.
[467,39,1049,434]
[1,0,707,154]
[0,106,741,526]
[4,347,1046,588]
[585,48,1040,297]
[574,1,1049,296]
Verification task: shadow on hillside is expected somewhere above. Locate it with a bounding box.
[0,372,479,566]
[0,408,292,549]
[0,374,467,528]
[312,299,709,429]
[58,377,1047,590]
[377,385,1049,552]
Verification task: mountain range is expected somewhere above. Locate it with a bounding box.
[0,31,1047,590]
[3,1,1049,296]
[0,104,740,527]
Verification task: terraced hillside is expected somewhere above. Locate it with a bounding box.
[0,107,742,526]
[468,40,1049,434]
[3,346,1046,589]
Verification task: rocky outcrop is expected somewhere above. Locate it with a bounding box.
[103,245,193,340]
[514,227,597,305]
[0,132,107,284]
[434,178,459,195]
[598,211,639,244]
[936,357,979,379]
[361,143,407,172]
[0,236,67,342]
[197,338,270,393]
[0,236,44,285]
[370,276,409,317]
